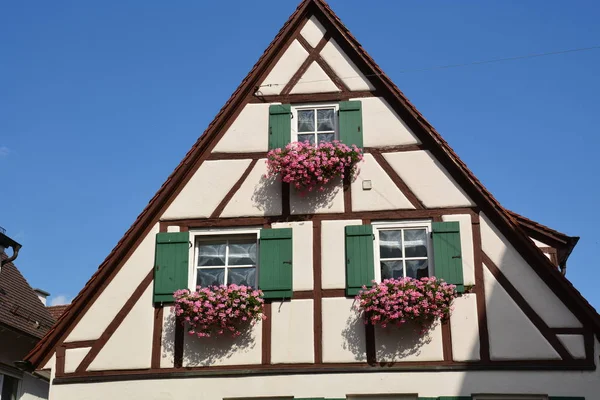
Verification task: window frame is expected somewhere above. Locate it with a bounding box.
[0,372,22,400]
[372,220,433,282]
[291,103,339,145]
[188,227,262,290]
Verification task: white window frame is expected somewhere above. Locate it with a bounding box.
[291,103,339,144]
[188,227,262,290]
[372,220,433,282]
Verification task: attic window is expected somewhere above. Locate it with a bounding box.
[292,104,338,144]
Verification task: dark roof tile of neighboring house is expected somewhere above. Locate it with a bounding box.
[46,305,69,321]
[0,254,55,339]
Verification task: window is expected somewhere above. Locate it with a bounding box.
[194,234,258,288]
[292,104,338,144]
[374,222,432,281]
[0,374,19,400]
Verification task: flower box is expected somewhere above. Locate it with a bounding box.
[355,277,457,331]
[173,285,265,338]
[266,140,363,193]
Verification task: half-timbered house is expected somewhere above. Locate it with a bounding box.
[23,1,600,399]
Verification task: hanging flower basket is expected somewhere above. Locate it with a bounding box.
[355,277,457,331]
[266,140,363,193]
[173,285,265,338]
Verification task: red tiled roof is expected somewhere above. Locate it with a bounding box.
[0,254,55,339]
[46,305,69,321]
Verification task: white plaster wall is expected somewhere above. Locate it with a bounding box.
[442,214,475,286]
[64,348,91,374]
[221,159,282,217]
[532,238,550,248]
[557,334,586,359]
[41,354,55,371]
[212,104,270,153]
[320,39,374,91]
[48,355,600,399]
[162,160,251,220]
[384,151,474,208]
[450,294,480,361]
[374,321,444,362]
[290,178,344,214]
[321,220,362,289]
[290,62,340,94]
[182,319,262,367]
[66,223,159,342]
[160,306,175,368]
[483,266,560,360]
[271,300,314,364]
[300,16,326,48]
[321,297,366,363]
[480,214,581,328]
[20,373,49,400]
[88,285,154,371]
[351,154,415,211]
[358,97,420,147]
[272,221,314,291]
[166,225,180,233]
[257,40,308,96]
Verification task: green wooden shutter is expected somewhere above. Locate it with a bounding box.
[432,221,464,293]
[339,100,363,147]
[345,224,374,296]
[154,232,190,303]
[259,228,293,299]
[269,104,291,150]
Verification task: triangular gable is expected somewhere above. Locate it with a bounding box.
[24,0,600,369]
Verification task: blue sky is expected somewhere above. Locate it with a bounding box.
[1,1,599,308]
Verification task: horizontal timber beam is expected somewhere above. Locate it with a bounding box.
[160,207,479,228]
[248,91,379,104]
[53,359,595,384]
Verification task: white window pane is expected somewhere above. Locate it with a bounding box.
[405,259,428,279]
[227,267,257,287]
[228,240,257,266]
[297,110,315,132]
[317,108,335,131]
[404,229,428,257]
[196,268,225,287]
[317,133,335,143]
[298,134,315,144]
[381,260,404,280]
[380,230,403,258]
[198,242,226,266]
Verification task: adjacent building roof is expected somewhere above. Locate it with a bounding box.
[0,254,55,339]
[506,210,579,267]
[46,305,69,321]
[23,0,600,368]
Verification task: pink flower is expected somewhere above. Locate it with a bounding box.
[173,284,265,338]
[354,277,457,333]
